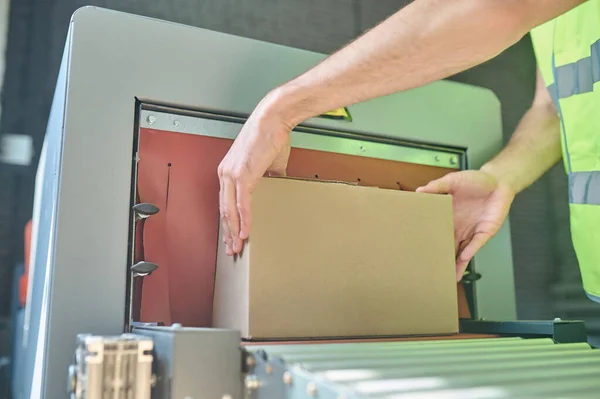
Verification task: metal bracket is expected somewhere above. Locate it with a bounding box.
[461,269,482,284]
[460,319,588,343]
[131,261,159,277]
[133,203,160,220]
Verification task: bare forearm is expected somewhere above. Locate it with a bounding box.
[268,0,584,126]
[481,103,561,195]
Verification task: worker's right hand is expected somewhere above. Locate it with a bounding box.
[217,94,292,256]
[416,170,515,281]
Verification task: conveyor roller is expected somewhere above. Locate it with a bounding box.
[247,338,600,398]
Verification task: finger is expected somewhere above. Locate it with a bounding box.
[267,170,286,177]
[219,177,234,255]
[223,177,242,253]
[237,184,252,240]
[455,239,468,261]
[455,232,491,280]
[221,219,233,256]
[416,176,453,194]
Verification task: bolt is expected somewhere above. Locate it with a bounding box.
[359,145,366,152]
[307,382,318,396]
[67,365,77,394]
[450,155,458,165]
[222,395,233,399]
[283,371,293,385]
[171,323,182,329]
[147,115,157,125]
[265,364,273,374]
[173,120,181,127]
[434,155,440,162]
[554,317,562,322]
[245,376,261,390]
[246,355,256,369]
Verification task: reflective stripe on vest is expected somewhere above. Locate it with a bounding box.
[547,39,600,104]
[531,0,600,303]
[570,171,600,205]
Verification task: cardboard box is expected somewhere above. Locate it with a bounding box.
[212,177,458,339]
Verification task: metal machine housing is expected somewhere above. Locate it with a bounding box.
[22,7,516,398]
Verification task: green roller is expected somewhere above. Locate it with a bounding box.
[247,337,524,356]
[314,350,600,383]
[381,373,600,399]
[345,360,600,395]
[277,339,572,364]
[297,342,593,371]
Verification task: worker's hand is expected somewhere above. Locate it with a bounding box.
[416,170,515,281]
[217,95,292,256]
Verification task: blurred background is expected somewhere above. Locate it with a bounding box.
[0,0,598,396]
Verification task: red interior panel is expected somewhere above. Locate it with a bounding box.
[137,127,467,327]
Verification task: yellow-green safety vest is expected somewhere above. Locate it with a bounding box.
[530,0,600,302]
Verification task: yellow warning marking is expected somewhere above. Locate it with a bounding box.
[320,107,352,122]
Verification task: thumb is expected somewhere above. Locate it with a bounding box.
[455,232,491,281]
[416,176,454,194]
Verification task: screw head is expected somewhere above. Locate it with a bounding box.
[283,371,293,385]
[171,323,182,329]
[245,376,261,390]
[554,317,562,322]
[307,382,318,396]
[147,115,157,125]
[222,395,233,399]
[173,120,181,127]
[434,155,440,162]
[246,355,256,369]
[450,155,458,165]
[67,364,77,394]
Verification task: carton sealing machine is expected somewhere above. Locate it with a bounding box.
[13,6,599,399]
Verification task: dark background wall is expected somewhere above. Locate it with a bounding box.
[0,0,596,337]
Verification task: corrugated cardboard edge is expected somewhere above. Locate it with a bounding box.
[241,332,459,342]
[212,224,250,337]
[266,175,360,186]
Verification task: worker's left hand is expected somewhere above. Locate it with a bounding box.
[416,170,515,281]
[217,94,292,256]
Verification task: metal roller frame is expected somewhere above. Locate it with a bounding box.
[246,336,600,399]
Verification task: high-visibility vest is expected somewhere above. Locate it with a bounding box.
[530,0,600,302]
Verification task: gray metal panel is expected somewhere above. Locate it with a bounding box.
[27,7,514,397]
[133,326,242,399]
[139,109,464,169]
[20,31,71,399]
